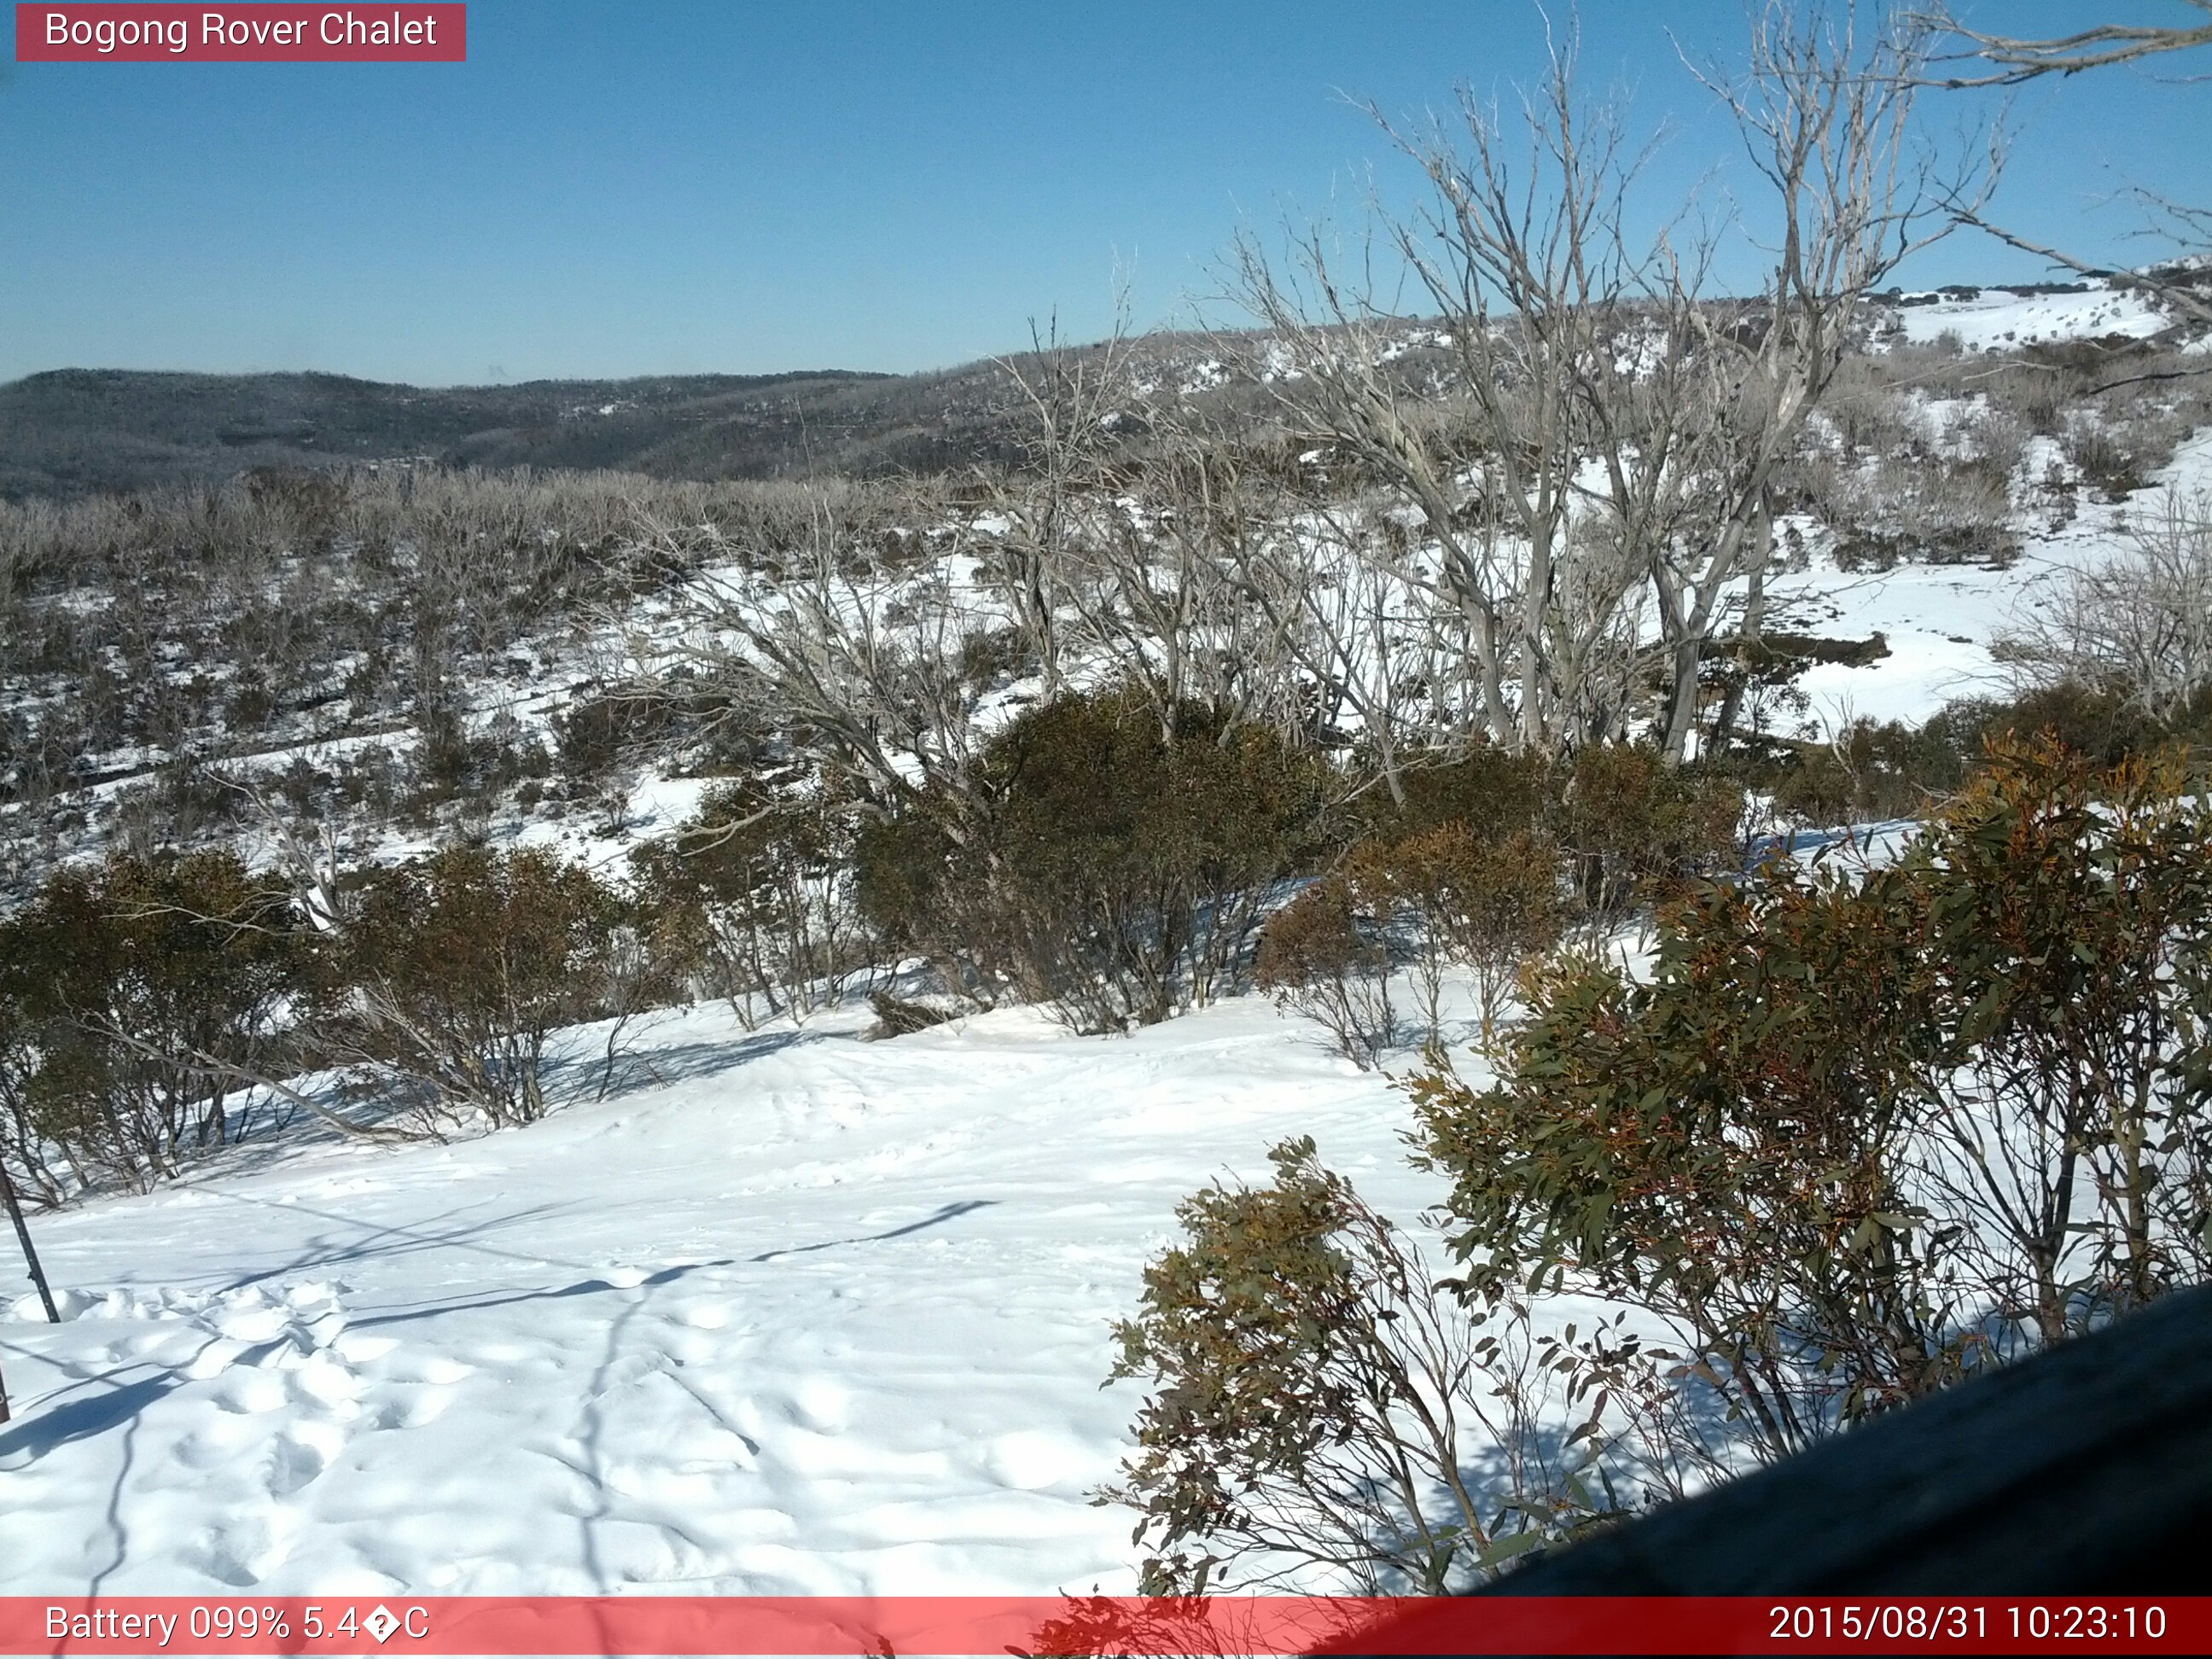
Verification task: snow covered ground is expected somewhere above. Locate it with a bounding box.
[0,995,1463,1597]
[1765,428,2212,729]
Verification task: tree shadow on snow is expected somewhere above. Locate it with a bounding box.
[346,1199,998,1330]
[215,1195,594,1292]
[748,1196,995,1262]
[553,1027,844,1105]
[0,1373,174,1467]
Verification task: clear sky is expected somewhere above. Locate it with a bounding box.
[3,1,2207,385]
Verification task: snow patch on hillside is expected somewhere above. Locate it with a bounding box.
[1760,428,2212,728]
[1885,282,2172,352]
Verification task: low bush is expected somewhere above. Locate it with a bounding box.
[1107,1138,1646,1593]
[1361,745,1550,846]
[635,779,869,1027]
[1415,740,2212,1455]
[1770,714,1974,827]
[0,851,306,1196]
[1111,742,2212,1592]
[1551,743,1742,936]
[556,693,662,833]
[1254,877,1395,1068]
[1358,824,1566,1045]
[323,846,625,1128]
[859,687,1333,1033]
[1821,458,2020,570]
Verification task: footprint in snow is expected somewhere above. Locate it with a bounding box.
[265,1425,339,1497]
[172,1416,263,1471]
[212,1370,288,1415]
[180,1508,299,1588]
[783,1376,852,1433]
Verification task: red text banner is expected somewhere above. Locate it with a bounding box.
[15,5,465,62]
[0,1596,2203,1656]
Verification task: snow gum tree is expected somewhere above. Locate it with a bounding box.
[1231,4,1984,761]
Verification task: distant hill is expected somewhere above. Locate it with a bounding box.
[0,364,1058,498]
[10,273,2200,501]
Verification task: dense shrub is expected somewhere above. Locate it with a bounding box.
[556,694,662,833]
[1123,738,2212,1601]
[1107,1138,1641,1593]
[859,687,1333,1033]
[1260,743,1723,1060]
[852,801,1011,1004]
[1770,713,1975,827]
[634,779,869,1027]
[1979,681,2187,765]
[323,847,624,1128]
[1254,877,1395,1068]
[1356,742,1732,944]
[0,993,56,1208]
[1114,743,2212,1591]
[1551,744,1742,934]
[1361,745,1550,846]
[1762,680,2212,832]
[1357,824,1566,1045]
[0,852,306,1196]
[1414,740,2212,1457]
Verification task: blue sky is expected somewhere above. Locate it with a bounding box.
[3,1,2207,385]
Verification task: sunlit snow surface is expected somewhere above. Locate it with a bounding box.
[1,996,1514,1595]
[1883,280,2172,351]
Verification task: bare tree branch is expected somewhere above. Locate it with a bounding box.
[1916,2,2212,86]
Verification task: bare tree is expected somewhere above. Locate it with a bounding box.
[1050,401,1318,749]
[984,306,1141,697]
[638,497,990,820]
[1925,3,2212,84]
[1226,43,1639,758]
[2,1163,61,1324]
[1653,3,1976,756]
[1231,9,1970,765]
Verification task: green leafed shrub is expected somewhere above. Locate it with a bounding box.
[1254,876,1395,1068]
[1107,1137,1644,1593]
[1356,823,1567,1045]
[1412,738,2212,1463]
[1362,745,1551,846]
[326,846,623,1128]
[634,778,869,1028]
[858,686,1332,1033]
[1110,742,2212,1598]
[0,851,306,1194]
[1551,743,1742,935]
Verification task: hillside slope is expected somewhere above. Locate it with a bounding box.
[0,992,1472,1596]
